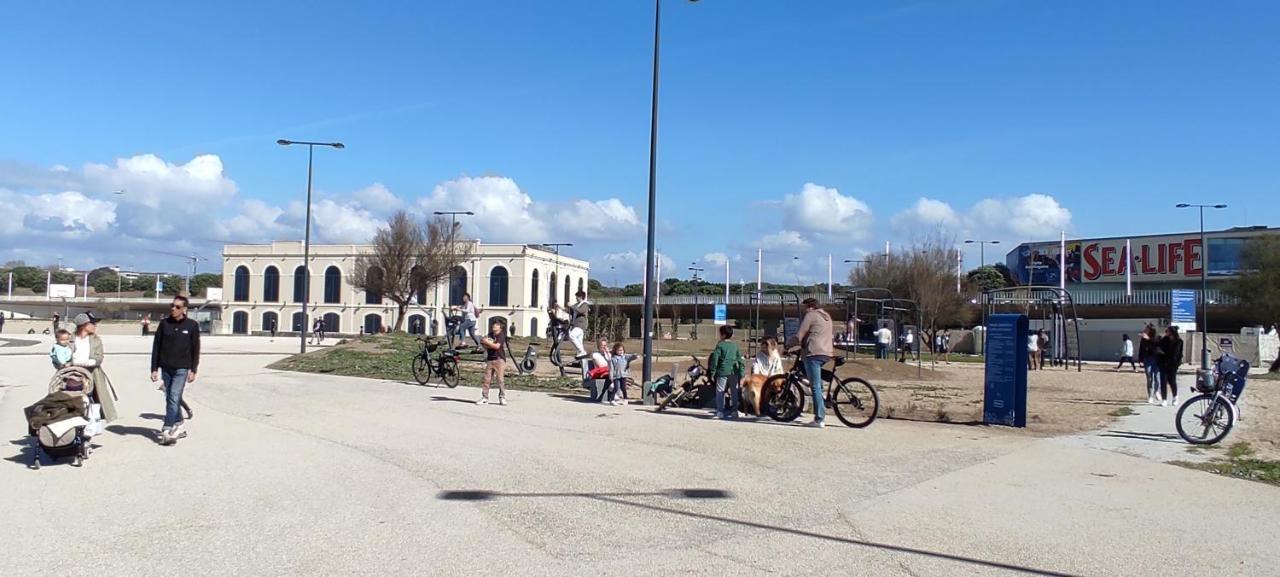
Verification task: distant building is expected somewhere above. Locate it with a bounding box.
[1006,226,1278,293]
[219,241,589,337]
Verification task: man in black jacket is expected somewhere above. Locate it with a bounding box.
[151,295,201,445]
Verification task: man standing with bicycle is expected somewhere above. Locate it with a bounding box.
[787,298,833,428]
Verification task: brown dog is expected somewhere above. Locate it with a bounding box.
[739,374,787,416]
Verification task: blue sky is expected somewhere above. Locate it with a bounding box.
[1,0,1277,284]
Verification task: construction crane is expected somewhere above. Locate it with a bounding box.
[150,250,210,295]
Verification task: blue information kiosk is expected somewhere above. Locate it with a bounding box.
[983,313,1029,428]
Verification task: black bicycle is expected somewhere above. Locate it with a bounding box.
[767,353,879,428]
[411,337,461,387]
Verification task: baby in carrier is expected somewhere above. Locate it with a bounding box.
[50,329,73,370]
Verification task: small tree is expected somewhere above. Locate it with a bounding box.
[1228,236,1280,372]
[966,266,1007,291]
[850,234,972,340]
[353,212,474,332]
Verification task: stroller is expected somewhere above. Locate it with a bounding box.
[22,366,103,469]
[655,356,716,412]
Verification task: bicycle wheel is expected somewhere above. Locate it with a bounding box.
[768,377,805,422]
[440,357,461,388]
[1176,394,1234,445]
[411,354,431,385]
[832,377,879,428]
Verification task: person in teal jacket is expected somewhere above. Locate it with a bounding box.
[707,325,745,420]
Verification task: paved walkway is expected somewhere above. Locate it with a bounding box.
[1,335,1276,577]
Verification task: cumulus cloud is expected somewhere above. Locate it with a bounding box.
[968,193,1072,238]
[560,198,643,241]
[891,197,961,231]
[781,182,873,239]
[757,230,812,252]
[598,250,677,280]
[310,200,385,244]
[351,182,403,215]
[702,252,729,266]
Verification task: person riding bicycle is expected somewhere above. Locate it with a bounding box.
[785,298,833,429]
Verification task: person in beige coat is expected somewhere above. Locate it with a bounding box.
[69,313,120,423]
[785,298,833,428]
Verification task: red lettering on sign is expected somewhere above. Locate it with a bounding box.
[1140,244,1156,274]
[1168,242,1183,275]
[1118,244,1128,275]
[1101,246,1116,276]
[1083,243,1101,281]
[1184,238,1202,276]
[1157,243,1167,273]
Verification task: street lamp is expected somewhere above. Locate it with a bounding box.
[964,239,1000,268]
[1176,202,1228,371]
[278,138,345,355]
[433,211,474,314]
[642,0,702,387]
[541,243,573,304]
[689,264,705,339]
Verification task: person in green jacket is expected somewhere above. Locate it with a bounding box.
[707,325,745,420]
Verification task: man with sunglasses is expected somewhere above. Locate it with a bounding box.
[151,295,201,445]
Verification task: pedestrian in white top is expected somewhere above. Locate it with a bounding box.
[457,293,482,347]
[1027,332,1040,370]
[1115,334,1137,372]
[874,325,893,360]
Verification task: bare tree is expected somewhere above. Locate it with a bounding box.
[353,212,474,331]
[849,234,972,343]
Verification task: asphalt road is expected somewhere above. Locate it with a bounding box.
[1,335,1276,577]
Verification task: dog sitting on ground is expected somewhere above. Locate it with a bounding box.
[739,374,787,416]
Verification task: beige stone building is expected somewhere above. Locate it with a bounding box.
[219,241,589,337]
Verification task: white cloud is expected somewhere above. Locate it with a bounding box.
[351,182,403,215]
[560,198,642,241]
[702,252,729,266]
[598,250,677,280]
[757,230,812,252]
[310,200,385,244]
[891,197,961,231]
[968,193,1071,238]
[419,175,547,242]
[781,182,873,239]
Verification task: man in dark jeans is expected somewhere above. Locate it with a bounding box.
[151,295,201,445]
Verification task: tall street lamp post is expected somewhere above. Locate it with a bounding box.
[964,239,1000,269]
[1176,202,1227,371]
[433,211,474,316]
[278,139,345,355]
[689,265,704,339]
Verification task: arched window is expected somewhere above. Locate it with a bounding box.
[530,270,540,307]
[548,272,557,307]
[448,266,467,307]
[563,275,571,306]
[323,312,341,334]
[233,266,250,301]
[324,266,342,304]
[293,266,308,303]
[262,266,280,302]
[232,311,249,334]
[411,265,427,305]
[262,311,279,333]
[363,313,383,335]
[292,311,306,332]
[489,266,509,307]
[408,314,426,335]
[365,266,383,304]
[529,317,539,339]
[577,277,584,297]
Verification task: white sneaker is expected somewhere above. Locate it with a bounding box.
[477,397,489,405]
[611,400,624,406]
[1172,396,1179,406]
[158,426,171,441]
[1147,396,1156,405]
[171,423,187,440]
[497,397,507,406]
[805,420,825,428]
[1161,399,1169,407]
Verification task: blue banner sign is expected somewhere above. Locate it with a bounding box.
[713,304,727,325]
[1170,289,1197,332]
[983,313,1029,428]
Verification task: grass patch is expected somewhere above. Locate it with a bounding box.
[1174,442,1280,487]
[270,333,583,393]
[1108,407,1135,417]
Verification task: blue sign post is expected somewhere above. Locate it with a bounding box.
[1171,289,1197,333]
[983,313,1029,428]
[713,304,727,325]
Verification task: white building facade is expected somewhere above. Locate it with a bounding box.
[219,241,589,338]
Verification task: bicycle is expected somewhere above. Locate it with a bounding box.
[1176,354,1249,445]
[767,352,879,428]
[411,337,462,388]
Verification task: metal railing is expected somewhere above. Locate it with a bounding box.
[593,288,1238,307]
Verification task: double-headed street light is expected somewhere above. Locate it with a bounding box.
[278,139,345,355]
[689,264,705,339]
[642,0,701,387]
[964,239,1000,268]
[1176,202,1227,371]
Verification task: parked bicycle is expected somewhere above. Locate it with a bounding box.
[1176,353,1249,445]
[411,337,461,388]
[767,351,879,428]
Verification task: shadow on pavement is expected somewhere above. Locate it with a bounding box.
[437,488,1082,577]
[429,395,479,405]
[3,437,36,467]
[1098,430,1182,444]
[138,413,164,421]
[106,424,159,442]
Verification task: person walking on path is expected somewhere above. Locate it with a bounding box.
[787,298,833,428]
[707,325,744,420]
[1027,331,1040,371]
[458,293,482,348]
[874,324,892,360]
[141,314,151,336]
[311,316,325,344]
[268,317,277,341]
[0,312,6,333]
[69,313,120,443]
[478,320,507,405]
[1115,334,1137,371]
[1157,325,1184,407]
[1139,325,1162,404]
[151,295,201,445]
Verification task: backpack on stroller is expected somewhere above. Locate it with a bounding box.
[22,366,102,469]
